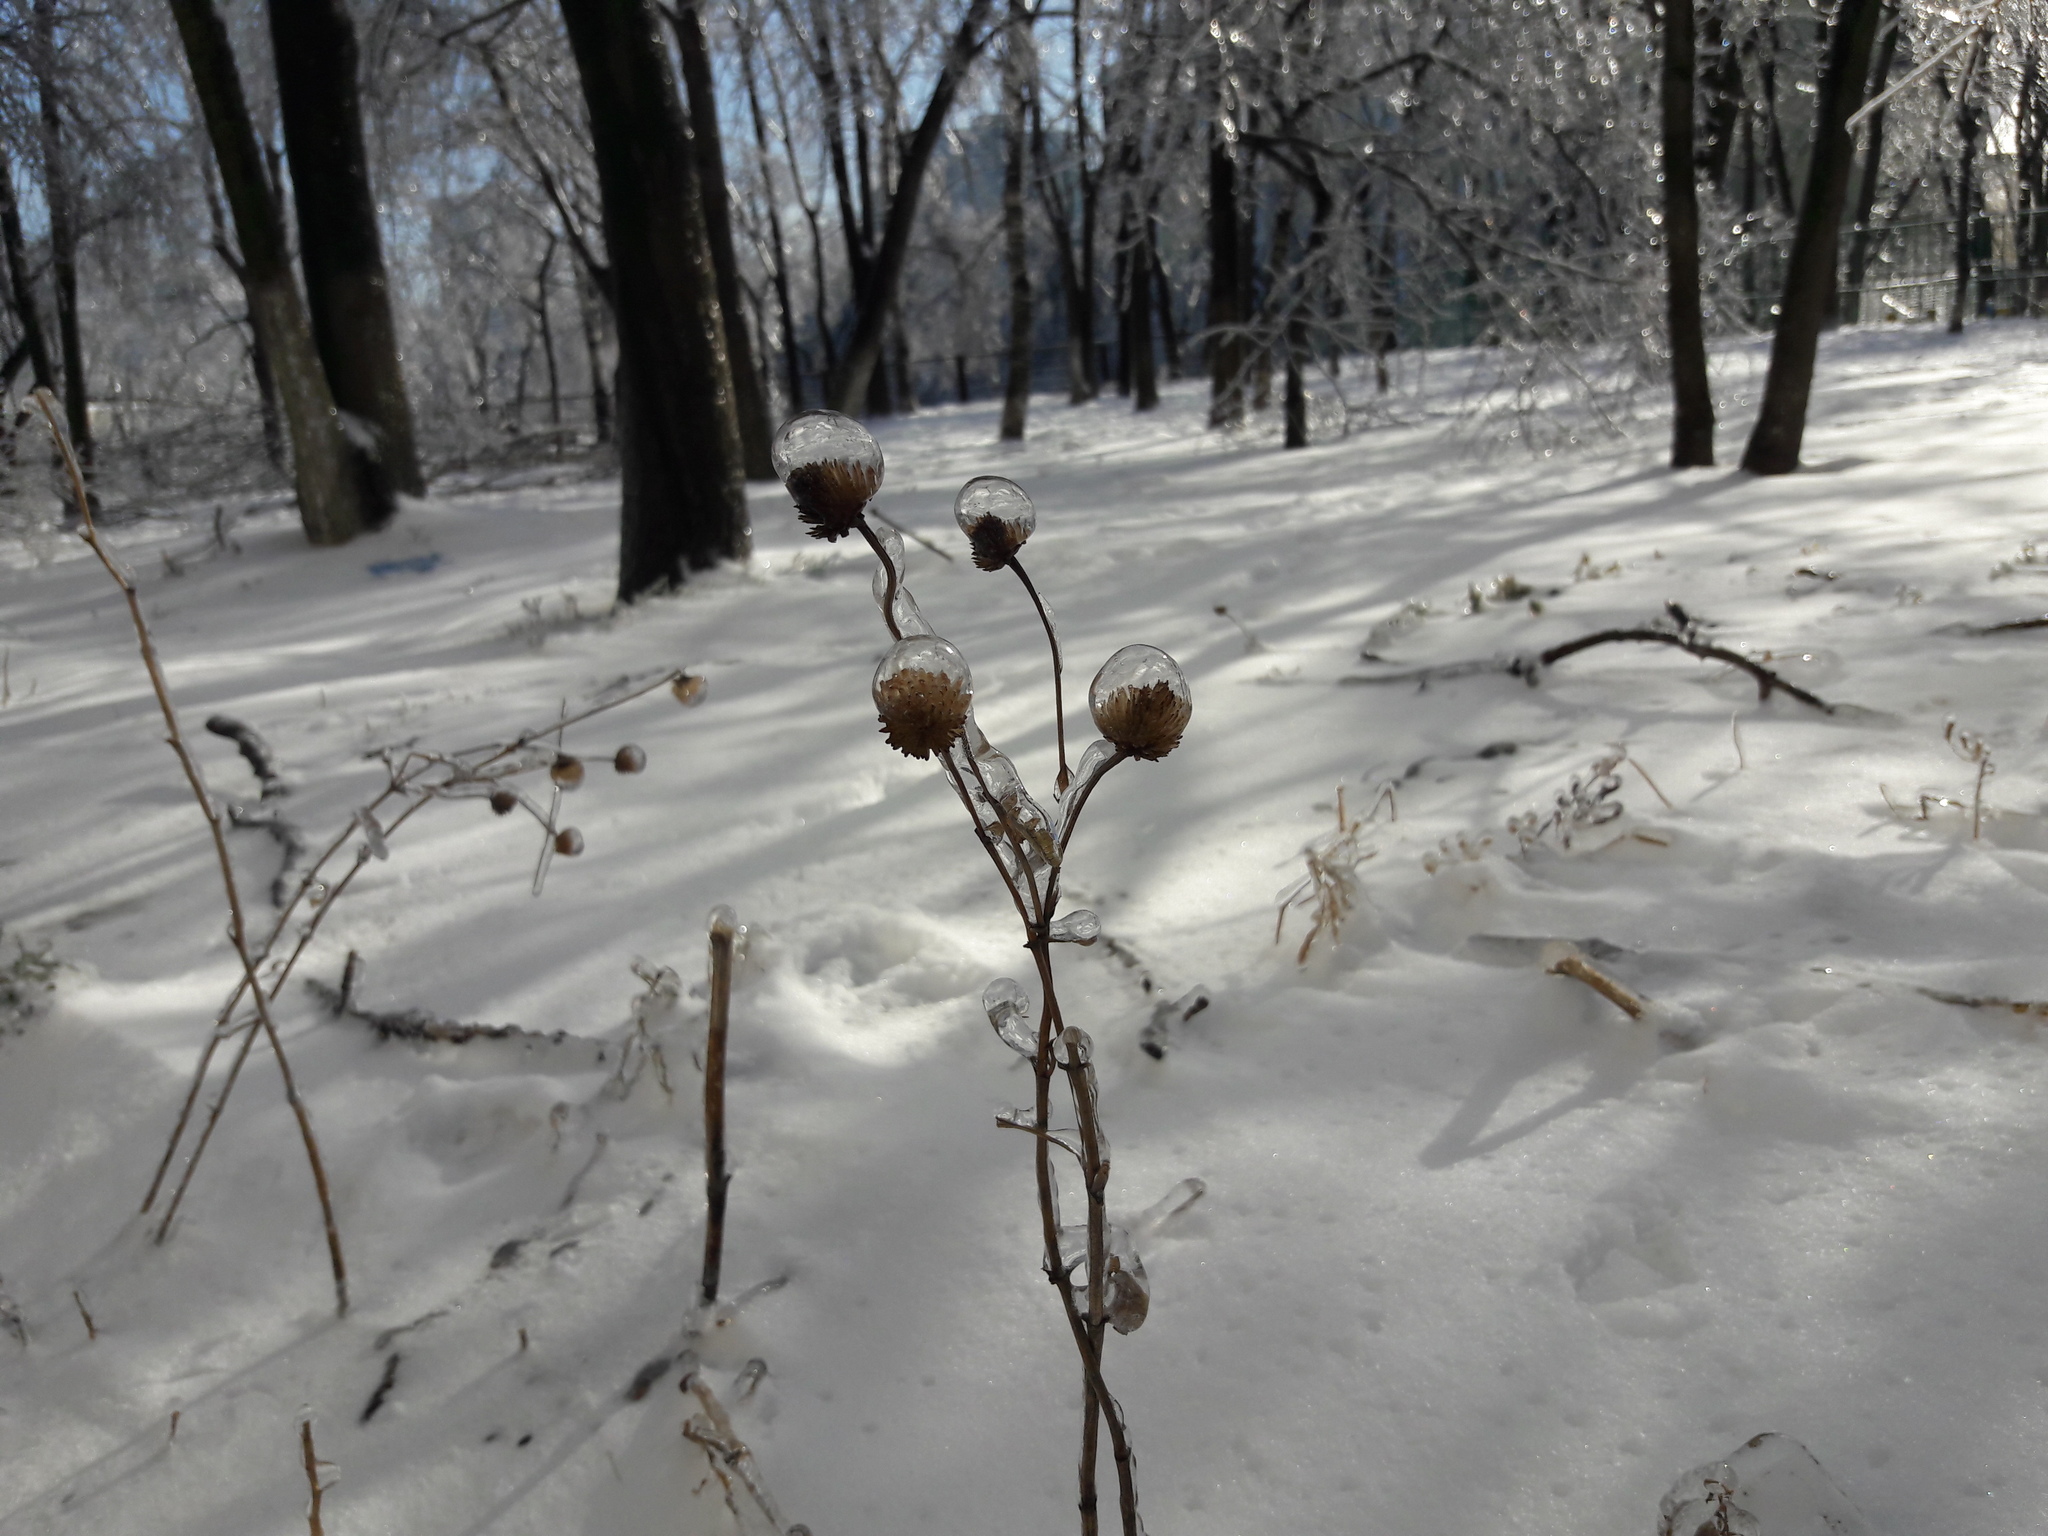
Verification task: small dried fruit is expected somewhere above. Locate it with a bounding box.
[488,789,519,815]
[953,476,1036,571]
[614,744,647,774]
[554,828,584,856]
[550,755,585,789]
[671,673,706,706]
[773,410,884,542]
[872,636,973,759]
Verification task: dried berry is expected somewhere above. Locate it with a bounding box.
[614,744,647,774]
[773,410,883,542]
[550,755,585,789]
[488,789,519,816]
[1089,645,1192,761]
[554,827,584,856]
[872,636,973,759]
[672,673,706,706]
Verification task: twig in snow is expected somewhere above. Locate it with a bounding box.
[1945,719,1994,841]
[72,1290,97,1341]
[1138,988,1211,1061]
[35,390,349,1318]
[866,505,956,561]
[204,714,288,797]
[1542,942,1647,1020]
[1275,782,1395,964]
[1963,613,2048,633]
[1213,604,1265,653]
[309,967,600,1050]
[299,1420,330,1536]
[681,1370,792,1532]
[359,1353,400,1423]
[558,1132,610,1210]
[701,907,737,1307]
[225,801,309,908]
[1917,986,2048,1020]
[1731,713,1746,771]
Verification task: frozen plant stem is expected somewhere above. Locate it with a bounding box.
[700,909,736,1307]
[34,391,349,1318]
[300,1421,326,1536]
[1010,559,1069,792]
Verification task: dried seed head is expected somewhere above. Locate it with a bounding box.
[488,789,519,816]
[671,673,706,706]
[952,476,1036,571]
[554,827,584,856]
[550,755,585,789]
[871,636,973,759]
[614,744,647,774]
[773,410,883,541]
[1089,645,1192,761]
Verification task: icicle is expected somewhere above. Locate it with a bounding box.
[983,977,1036,1057]
[1048,909,1101,945]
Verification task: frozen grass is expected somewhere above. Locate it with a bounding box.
[4,321,2048,1533]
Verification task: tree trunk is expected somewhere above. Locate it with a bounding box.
[1207,127,1246,428]
[1697,3,1743,192]
[739,20,806,414]
[166,0,365,544]
[825,0,998,412]
[558,0,748,599]
[1842,15,1900,325]
[1150,210,1181,377]
[1950,64,1983,335]
[1740,0,1883,475]
[267,0,425,518]
[1126,198,1158,410]
[0,146,55,392]
[670,0,776,476]
[999,0,1032,443]
[33,0,91,473]
[1662,0,1715,467]
[574,256,614,444]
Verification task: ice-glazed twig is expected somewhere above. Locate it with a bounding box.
[35,389,350,1318]
[299,1420,328,1536]
[700,906,737,1307]
[1543,943,1647,1020]
[1011,559,1070,792]
[1535,628,1835,712]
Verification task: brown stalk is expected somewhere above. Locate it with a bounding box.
[1536,628,1834,712]
[72,1290,97,1340]
[854,517,906,641]
[700,913,735,1307]
[1059,1028,1112,1536]
[300,1420,326,1536]
[35,390,347,1317]
[1009,558,1069,792]
[1546,950,1647,1020]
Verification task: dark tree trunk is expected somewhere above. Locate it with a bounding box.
[536,238,561,426]
[1842,16,1900,324]
[1697,3,1743,192]
[1950,86,1981,334]
[1740,0,1883,475]
[825,0,998,413]
[739,21,805,414]
[1150,211,1181,377]
[1757,24,1798,218]
[267,0,424,519]
[1207,128,1247,428]
[574,256,614,443]
[559,0,748,598]
[670,0,776,477]
[167,0,365,544]
[1125,199,1158,410]
[33,0,91,473]
[999,0,1032,443]
[0,146,55,392]
[249,311,286,471]
[1662,0,1715,467]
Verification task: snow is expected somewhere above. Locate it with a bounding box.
[6,322,2048,1534]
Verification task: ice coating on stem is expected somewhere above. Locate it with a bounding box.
[772,410,883,541]
[870,565,934,637]
[983,977,1036,1057]
[1048,909,1100,945]
[871,636,972,758]
[969,741,1057,870]
[953,476,1036,570]
[1060,739,1119,809]
[1105,1225,1151,1334]
[1089,644,1192,760]
[707,904,739,939]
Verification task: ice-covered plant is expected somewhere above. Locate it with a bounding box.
[773,409,1192,1536]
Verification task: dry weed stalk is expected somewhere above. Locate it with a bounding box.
[1543,942,1648,1020]
[700,906,737,1307]
[1275,782,1395,963]
[299,1419,333,1536]
[774,410,1193,1536]
[1945,719,1995,840]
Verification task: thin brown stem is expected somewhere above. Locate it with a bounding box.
[1056,747,1128,858]
[300,1420,326,1536]
[1009,558,1068,792]
[37,389,348,1316]
[854,517,905,641]
[700,912,735,1307]
[940,752,1036,928]
[1059,1028,1110,1536]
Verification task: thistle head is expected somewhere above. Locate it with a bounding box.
[953,475,1036,571]
[1089,645,1192,761]
[773,409,883,541]
[872,636,973,759]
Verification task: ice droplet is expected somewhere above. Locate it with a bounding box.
[983,977,1036,1056]
[1105,1225,1151,1334]
[770,409,881,483]
[1058,1024,1094,1067]
[356,810,389,860]
[1048,909,1101,945]
[706,905,739,939]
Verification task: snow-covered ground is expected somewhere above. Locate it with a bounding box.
[6,323,2048,1535]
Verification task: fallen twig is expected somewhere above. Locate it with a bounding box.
[701,907,737,1308]
[1917,986,2048,1019]
[72,1290,97,1341]
[205,714,288,797]
[300,1421,328,1536]
[308,972,600,1050]
[681,1369,792,1533]
[1543,942,1647,1020]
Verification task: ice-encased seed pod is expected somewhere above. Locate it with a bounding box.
[983,976,1035,1056]
[614,744,647,774]
[1089,645,1192,761]
[551,755,585,789]
[953,476,1036,571]
[672,673,706,706]
[488,789,519,816]
[772,410,883,542]
[554,827,585,856]
[872,635,972,759]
